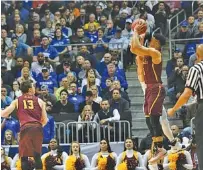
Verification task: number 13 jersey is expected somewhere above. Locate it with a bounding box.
[17,95,42,127]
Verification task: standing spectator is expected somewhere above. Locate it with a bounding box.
[34,36,59,64]
[154,2,169,36]
[68,82,85,113]
[38,85,57,105]
[43,102,55,144]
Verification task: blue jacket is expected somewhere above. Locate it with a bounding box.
[68,94,85,112]
[43,114,55,144]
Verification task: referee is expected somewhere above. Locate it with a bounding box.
[168,44,203,169]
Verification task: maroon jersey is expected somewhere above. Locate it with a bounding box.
[17,95,42,127]
[143,56,162,84]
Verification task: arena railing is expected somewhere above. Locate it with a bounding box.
[55,122,66,144]
[168,9,187,59]
[31,41,125,64]
[169,37,203,59]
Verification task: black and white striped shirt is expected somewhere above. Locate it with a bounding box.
[186,61,203,100]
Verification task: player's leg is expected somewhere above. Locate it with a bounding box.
[34,152,43,170]
[21,157,29,170]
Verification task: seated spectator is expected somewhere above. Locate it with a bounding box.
[55,77,70,101]
[1,29,13,49]
[94,99,120,140]
[174,21,191,39]
[109,89,132,126]
[102,78,113,96]
[28,29,41,46]
[60,17,72,39]
[68,82,85,112]
[41,138,68,170]
[188,52,197,67]
[1,14,8,30]
[121,18,133,41]
[52,11,61,29]
[34,36,59,65]
[12,24,27,44]
[101,63,128,90]
[92,28,109,61]
[38,85,57,105]
[52,89,75,114]
[187,15,198,38]
[166,48,182,78]
[17,67,36,85]
[2,129,18,145]
[194,9,203,26]
[111,53,124,70]
[97,53,112,76]
[79,91,100,113]
[1,116,20,143]
[70,27,91,44]
[82,71,101,97]
[115,10,129,30]
[1,147,12,170]
[78,45,98,68]
[11,36,32,60]
[194,22,203,43]
[78,60,101,81]
[109,26,129,50]
[31,52,54,76]
[51,28,69,53]
[83,13,100,30]
[71,56,85,77]
[104,80,130,104]
[104,19,116,41]
[43,102,55,144]
[36,67,58,94]
[72,8,89,32]
[85,23,98,43]
[41,8,54,23]
[9,81,22,100]
[90,85,102,104]
[99,14,108,30]
[1,64,15,87]
[1,87,13,109]
[7,13,24,32]
[103,1,113,19]
[41,20,55,38]
[57,61,75,84]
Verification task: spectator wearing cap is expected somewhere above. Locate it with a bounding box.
[57,61,76,84]
[50,28,69,53]
[174,21,191,39]
[1,87,13,109]
[1,64,15,87]
[38,85,57,106]
[101,63,128,90]
[33,36,59,64]
[194,10,203,26]
[119,1,131,16]
[104,19,116,42]
[11,36,32,60]
[116,10,129,30]
[36,67,58,94]
[187,16,198,38]
[79,91,100,113]
[83,13,100,31]
[52,89,75,114]
[122,18,133,42]
[109,27,128,51]
[166,48,183,78]
[31,52,54,76]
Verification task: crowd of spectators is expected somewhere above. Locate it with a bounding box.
[1,0,202,169]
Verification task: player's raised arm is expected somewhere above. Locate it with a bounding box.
[1,100,17,118]
[38,98,48,126]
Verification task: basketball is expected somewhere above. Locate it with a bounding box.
[131,19,147,35]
